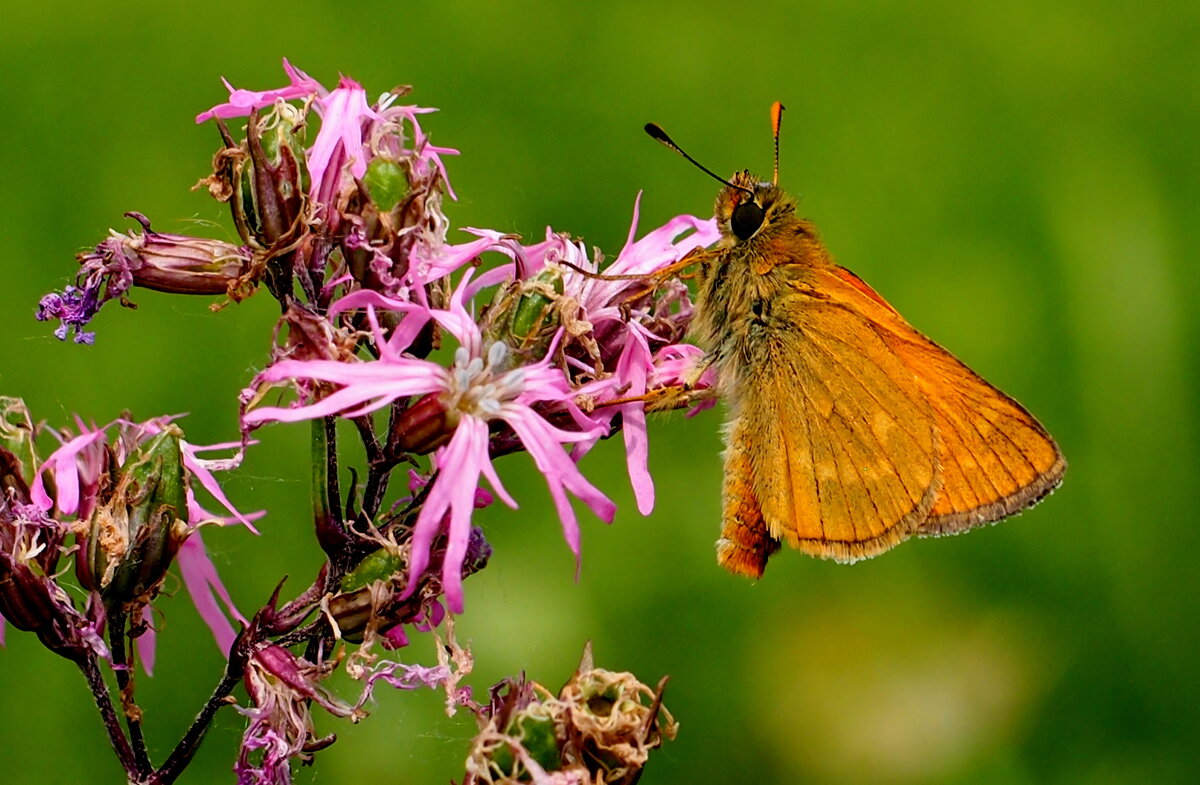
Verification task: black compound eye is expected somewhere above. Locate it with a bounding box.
[730,200,764,240]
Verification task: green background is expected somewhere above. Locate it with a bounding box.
[2,1,1198,783]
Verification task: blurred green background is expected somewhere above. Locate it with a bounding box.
[2,1,1198,783]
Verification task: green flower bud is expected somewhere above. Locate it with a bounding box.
[83,428,189,607]
[509,269,564,342]
[483,268,567,361]
[341,547,405,593]
[0,397,37,483]
[363,159,408,213]
[327,548,409,642]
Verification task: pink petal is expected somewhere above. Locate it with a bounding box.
[182,446,260,532]
[194,58,324,124]
[245,358,447,426]
[439,420,489,612]
[479,457,518,509]
[615,327,655,515]
[32,429,107,514]
[403,421,488,612]
[308,77,378,199]
[177,533,244,656]
[134,604,156,676]
[500,406,617,567]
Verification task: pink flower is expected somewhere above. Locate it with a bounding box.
[478,195,719,514]
[195,59,324,124]
[243,273,615,612]
[29,416,255,658]
[307,77,379,205]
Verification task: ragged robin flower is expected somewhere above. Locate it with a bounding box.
[243,269,615,613]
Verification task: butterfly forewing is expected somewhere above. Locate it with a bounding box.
[818,264,1065,536]
[731,278,942,563]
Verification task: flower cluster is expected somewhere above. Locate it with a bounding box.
[21,61,716,784]
[0,399,252,668]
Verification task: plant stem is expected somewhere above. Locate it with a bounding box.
[79,650,139,780]
[108,605,152,777]
[148,647,247,785]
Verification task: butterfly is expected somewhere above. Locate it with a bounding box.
[647,103,1065,578]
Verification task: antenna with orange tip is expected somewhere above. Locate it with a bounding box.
[771,101,785,185]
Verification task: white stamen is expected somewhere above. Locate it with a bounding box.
[444,341,524,421]
[487,340,508,369]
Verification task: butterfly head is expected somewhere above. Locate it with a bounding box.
[716,171,796,243]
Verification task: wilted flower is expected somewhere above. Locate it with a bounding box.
[465,645,676,785]
[37,213,254,343]
[236,644,360,784]
[0,446,108,662]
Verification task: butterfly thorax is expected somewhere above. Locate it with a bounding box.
[691,171,831,390]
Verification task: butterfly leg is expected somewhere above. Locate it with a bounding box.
[593,351,719,412]
[716,417,780,578]
[640,383,717,413]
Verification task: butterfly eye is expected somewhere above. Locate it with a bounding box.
[730,200,765,240]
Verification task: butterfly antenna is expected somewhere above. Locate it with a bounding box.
[644,122,756,199]
[771,101,785,186]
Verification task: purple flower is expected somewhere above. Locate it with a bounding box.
[35,286,100,344]
[195,60,459,263]
[473,195,719,514]
[243,272,615,612]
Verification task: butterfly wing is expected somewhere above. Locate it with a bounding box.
[723,261,1064,572]
[818,264,1066,537]
[729,275,943,564]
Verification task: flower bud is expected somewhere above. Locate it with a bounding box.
[234,106,307,247]
[91,213,254,297]
[80,427,189,606]
[487,268,566,357]
[0,552,94,662]
[363,158,408,214]
[0,398,37,482]
[327,548,408,643]
[38,215,257,343]
[390,392,454,455]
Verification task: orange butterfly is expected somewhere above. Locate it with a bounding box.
[648,104,1065,578]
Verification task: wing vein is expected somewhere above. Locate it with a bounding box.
[800,324,931,508]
